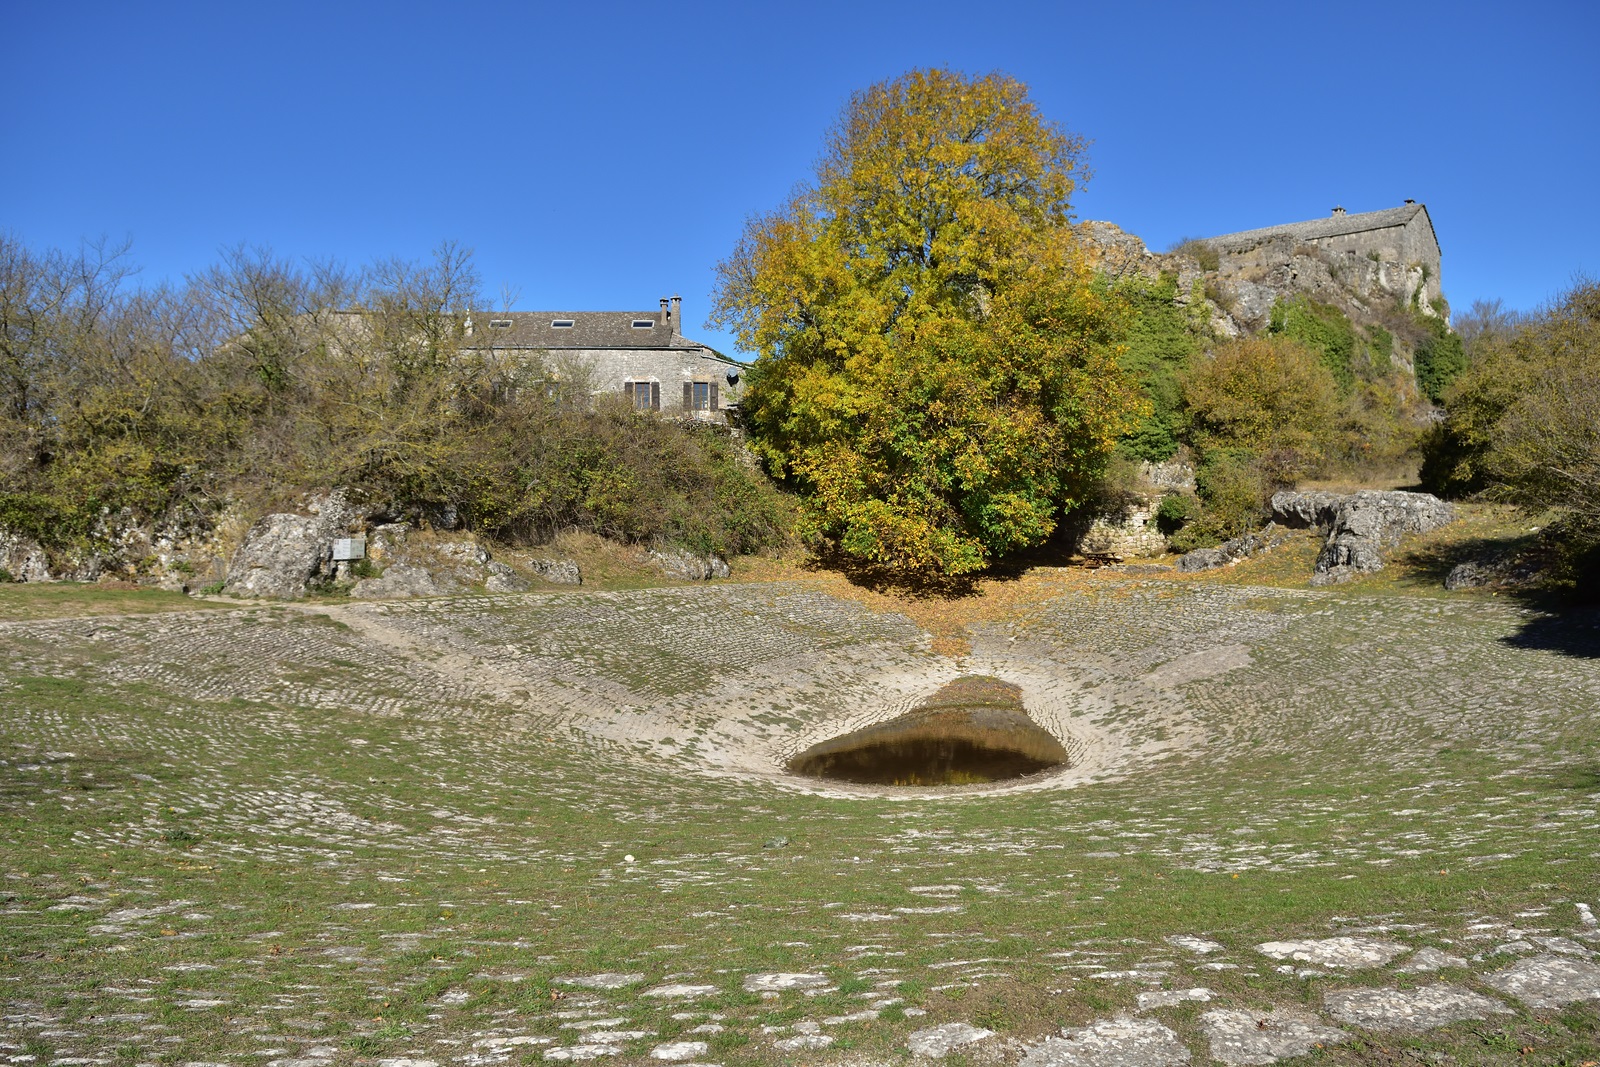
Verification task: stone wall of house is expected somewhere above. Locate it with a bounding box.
[515,347,745,420]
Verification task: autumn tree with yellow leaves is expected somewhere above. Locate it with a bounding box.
[711,69,1143,578]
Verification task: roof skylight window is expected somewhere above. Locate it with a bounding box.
[632,320,654,328]
[489,319,512,328]
[551,319,575,328]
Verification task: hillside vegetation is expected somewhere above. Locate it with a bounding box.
[0,237,790,572]
[1420,280,1600,588]
[1096,243,1464,548]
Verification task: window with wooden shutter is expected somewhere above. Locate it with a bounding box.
[683,382,693,410]
[709,382,719,411]
[626,382,654,411]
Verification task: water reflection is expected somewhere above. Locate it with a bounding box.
[788,677,1067,786]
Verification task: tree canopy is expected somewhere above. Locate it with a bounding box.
[711,68,1142,577]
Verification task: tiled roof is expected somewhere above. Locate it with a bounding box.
[460,310,729,356]
[1204,203,1431,251]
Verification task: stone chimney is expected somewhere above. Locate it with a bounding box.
[1332,205,1346,216]
[669,295,682,337]
[660,296,670,328]
[1405,198,1415,205]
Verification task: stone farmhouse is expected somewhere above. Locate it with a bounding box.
[1204,201,1443,314]
[458,296,744,422]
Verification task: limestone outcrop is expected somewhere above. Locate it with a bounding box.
[1076,207,1439,367]
[485,561,533,592]
[1443,554,1540,592]
[1269,490,1346,530]
[526,558,581,585]
[1177,523,1290,572]
[0,532,52,583]
[350,562,459,599]
[1310,490,1454,586]
[354,527,538,598]
[0,493,587,597]
[650,548,731,581]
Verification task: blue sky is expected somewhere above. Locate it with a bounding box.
[5,0,1595,356]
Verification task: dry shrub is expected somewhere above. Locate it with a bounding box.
[1181,336,1342,483]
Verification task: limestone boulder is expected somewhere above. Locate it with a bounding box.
[484,561,532,593]
[1444,553,1540,591]
[1444,561,1491,590]
[434,540,489,567]
[650,548,730,581]
[365,522,411,562]
[359,526,505,596]
[527,558,581,586]
[223,493,362,599]
[1269,490,1346,529]
[1311,491,1453,586]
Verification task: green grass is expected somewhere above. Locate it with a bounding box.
[0,580,225,622]
[1,576,1597,1064]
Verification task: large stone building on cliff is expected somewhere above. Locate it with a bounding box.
[1203,202,1442,314]
[1075,201,1447,338]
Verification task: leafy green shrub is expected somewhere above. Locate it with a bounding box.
[1363,324,1394,377]
[1420,326,1543,498]
[1166,454,1269,552]
[1195,451,1269,534]
[0,234,796,568]
[351,558,382,579]
[1153,493,1194,535]
[1478,282,1600,582]
[0,492,97,550]
[1167,521,1217,553]
[1422,278,1599,601]
[1331,378,1423,483]
[1269,296,1357,390]
[0,568,14,584]
[1113,274,1204,462]
[1414,315,1467,403]
[443,407,792,557]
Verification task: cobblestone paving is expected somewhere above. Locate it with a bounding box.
[2,578,1598,1065]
